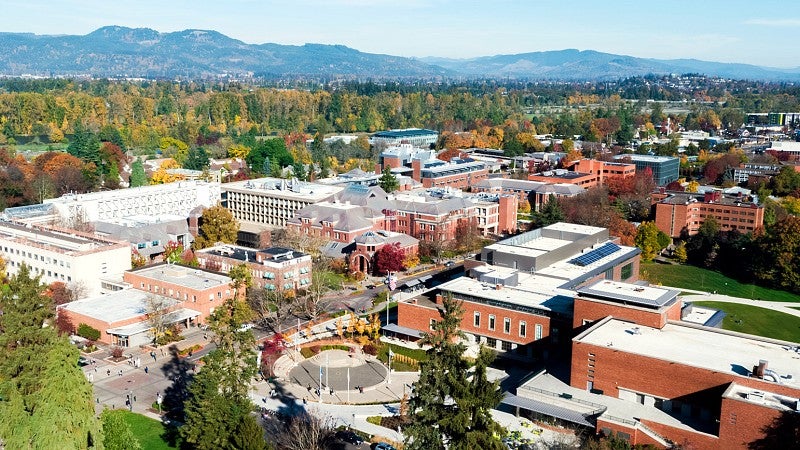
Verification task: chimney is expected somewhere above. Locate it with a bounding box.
[412,159,422,182]
[754,359,768,378]
[435,293,443,304]
[496,284,502,290]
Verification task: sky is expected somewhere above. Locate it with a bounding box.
[1,0,799,68]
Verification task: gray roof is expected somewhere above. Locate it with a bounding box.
[94,218,192,256]
[289,204,380,232]
[354,230,418,247]
[63,289,180,323]
[393,196,475,217]
[474,178,547,191]
[334,185,395,211]
[501,393,597,428]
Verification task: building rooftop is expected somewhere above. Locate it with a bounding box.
[437,276,574,316]
[577,279,680,309]
[576,318,800,388]
[372,128,438,139]
[0,221,126,254]
[222,177,343,202]
[128,264,232,290]
[62,288,179,323]
[198,245,309,265]
[615,154,679,163]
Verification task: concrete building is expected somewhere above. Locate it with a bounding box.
[614,155,680,186]
[93,214,193,262]
[43,180,221,224]
[653,190,764,238]
[0,222,131,297]
[370,128,439,147]
[221,177,343,242]
[195,245,312,291]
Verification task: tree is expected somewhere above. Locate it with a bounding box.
[181,285,260,449]
[101,409,142,450]
[184,146,210,171]
[265,411,334,450]
[405,294,503,450]
[378,166,399,193]
[247,287,295,333]
[298,262,338,321]
[754,216,800,293]
[129,159,147,187]
[747,410,800,450]
[144,294,178,345]
[0,265,103,449]
[231,414,270,450]
[674,241,688,263]
[374,243,406,275]
[194,204,239,249]
[531,194,564,228]
[635,221,666,262]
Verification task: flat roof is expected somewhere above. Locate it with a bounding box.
[615,154,679,163]
[545,222,606,235]
[63,289,179,323]
[576,318,800,388]
[0,222,123,254]
[222,177,342,201]
[129,264,232,290]
[438,276,573,315]
[578,280,679,309]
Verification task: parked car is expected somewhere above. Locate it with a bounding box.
[77,356,90,367]
[335,430,365,445]
[372,443,397,450]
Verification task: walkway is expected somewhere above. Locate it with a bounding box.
[678,289,800,319]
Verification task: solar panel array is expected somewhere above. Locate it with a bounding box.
[570,242,622,266]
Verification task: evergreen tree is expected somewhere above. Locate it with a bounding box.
[67,123,101,166]
[232,414,270,450]
[531,194,564,229]
[101,410,142,450]
[182,271,262,449]
[379,166,399,193]
[405,294,503,450]
[292,161,307,181]
[129,160,147,187]
[0,265,103,449]
[184,147,210,171]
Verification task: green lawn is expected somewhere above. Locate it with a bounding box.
[691,301,800,343]
[119,410,177,449]
[641,262,800,303]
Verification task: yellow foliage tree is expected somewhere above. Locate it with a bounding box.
[227,143,251,159]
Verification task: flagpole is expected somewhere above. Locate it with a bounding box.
[319,363,323,404]
[347,367,350,404]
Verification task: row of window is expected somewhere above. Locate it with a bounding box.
[140,282,227,302]
[11,261,72,282]
[471,312,543,339]
[1,247,71,268]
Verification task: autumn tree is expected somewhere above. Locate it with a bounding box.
[194,204,239,249]
[635,221,668,262]
[374,242,406,275]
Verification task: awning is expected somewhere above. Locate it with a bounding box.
[501,393,597,428]
[382,323,424,339]
[107,308,201,337]
[402,279,420,289]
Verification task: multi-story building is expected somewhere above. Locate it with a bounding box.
[653,190,764,238]
[501,278,800,449]
[370,128,439,147]
[123,264,236,322]
[0,222,131,297]
[473,178,585,211]
[93,214,193,262]
[614,155,680,186]
[528,169,598,189]
[195,245,312,291]
[44,180,221,224]
[348,230,419,274]
[570,159,636,185]
[393,223,641,357]
[415,158,489,189]
[221,177,343,243]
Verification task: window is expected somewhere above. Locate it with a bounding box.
[473,312,481,327]
[636,393,645,404]
[519,321,527,337]
[503,317,511,334]
[488,315,496,331]
[429,319,436,330]
[501,341,512,351]
[535,324,543,340]
[486,337,496,348]
[620,263,633,280]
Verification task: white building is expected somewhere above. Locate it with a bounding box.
[0,222,131,297]
[43,180,221,224]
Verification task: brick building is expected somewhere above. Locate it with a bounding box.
[570,159,636,185]
[500,278,800,449]
[348,230,419,274]
[195,245,312,291]
[393,223,641,358]
[653,190,764,238]
[472,178,585,212]
[60,264,234,346]
[528,169,598,188]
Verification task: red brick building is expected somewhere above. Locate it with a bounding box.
[61,264,234,346]
[194,245,313,291]
[528,169,598,188]
[348,230,419,274]
[653,190,764,238]
[571,158,636,186]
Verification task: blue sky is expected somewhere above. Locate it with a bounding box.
[1,0,799,68]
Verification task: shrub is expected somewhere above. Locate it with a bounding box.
[110,346,124,358]
[362,343,379,355]
[77,323,101,341]
[310,345,321,354]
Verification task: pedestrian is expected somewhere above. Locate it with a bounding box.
[203,333,208,340]
[88,373,93,383]
[107,369,111,377]
[144,366,149,374]
[118,369,123,377]
[133,395,136,402]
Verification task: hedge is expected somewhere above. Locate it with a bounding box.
[77,323,101,341]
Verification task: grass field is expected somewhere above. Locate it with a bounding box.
[119,410,177,449]
[690,301,800,343]
[641,262,800,303]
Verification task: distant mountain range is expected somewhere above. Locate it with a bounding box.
[1,26,799,81]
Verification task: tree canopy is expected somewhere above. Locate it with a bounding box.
[194,204,239,249]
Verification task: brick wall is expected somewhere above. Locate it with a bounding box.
[717,396,783,450]
[572,298,674,329]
